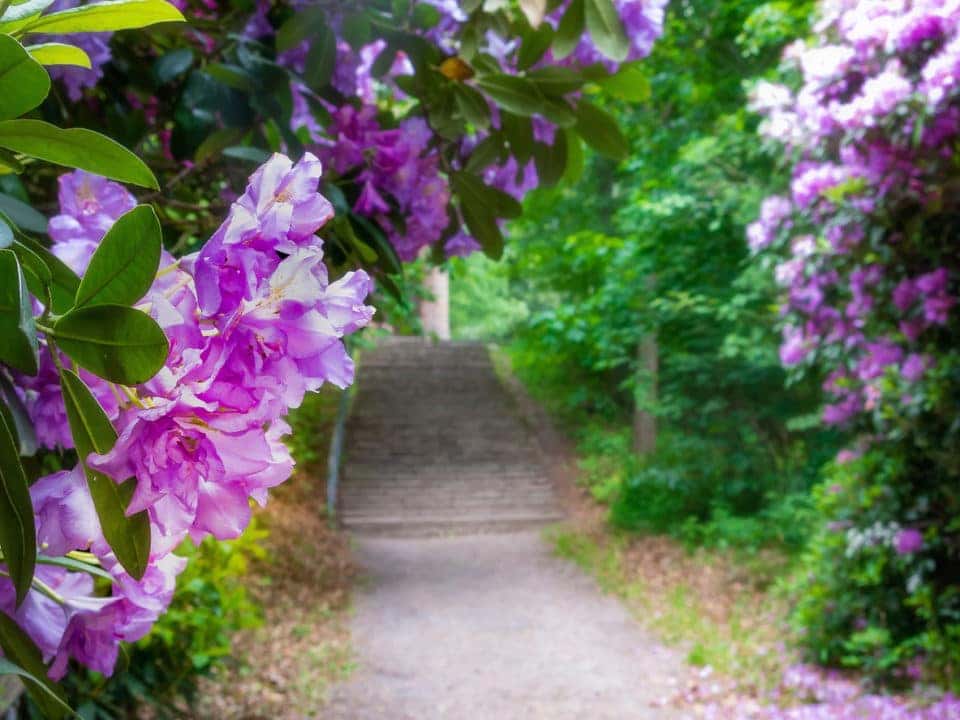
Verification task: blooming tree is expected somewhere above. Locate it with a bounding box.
[749,0,960,682]
[0,0,668,712]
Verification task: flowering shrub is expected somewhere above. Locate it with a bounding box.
[0,0,673,712]
[749,0,960,686]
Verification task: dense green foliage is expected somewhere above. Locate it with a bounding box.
[56,531,264,719]
[475,0,835,552]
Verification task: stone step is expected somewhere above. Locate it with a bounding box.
[339,338,561,537]
[340,512,564,538]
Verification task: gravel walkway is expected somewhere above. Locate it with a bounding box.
[325,531,686,719]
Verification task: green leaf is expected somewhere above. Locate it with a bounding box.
[501,111,534,165]
[562,127,584,185]
[25,41,90,67]
[464,132,504,173]
[527,65,583,97]
[0,215,10,247]
[0,192,46,233]
[350,213,402,275]
[453,84,490,129]
[0,399,35,607]
[0,615,70,719]
[0,0,55,24]
[222,145,270,164]
[0,120,158,188]
[20,0,184,34]
[52,305,168,385]
[0,372,36,455]
[596,61,650,102]
[574,99,628,161]
[276,5,325,52]
[534,131,567,188]
[474,74,544,117]
[0,657,74,717]
[194,126,244,165]
[0,249,37,374]
[0,33,50,120]
[451,170,522,219]
[584,0,629,62]
[152,47,192,83]
[74,205,161,309]
[459,200,503,260]
[59,368,150,580]
[303,25,336,90]
[553,0,584,60]
[518,22,552,70]
[11,234,79,314]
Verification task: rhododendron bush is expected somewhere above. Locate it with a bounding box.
[0,0,669,713]
[750,0,960,685]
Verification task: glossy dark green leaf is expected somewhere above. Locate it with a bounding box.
[459,200,503,260]
[562,127,584,184]
[475,74,543,117]
[352,213,402,275]
[194,127,245,165]
[59,368,150,580]
[502,111,534,165]
[0,249,37,374]
[0,372,36,455]
[0,401,35,607]
[52,304,169,385]
[518,22,552,70]
[340,12,370,48]
[0,613,69,719]
[0,216,10,247]
[304,25,336,90]
[74,205,161,309]
[0,120,158,189]
[152,47,192,84]
[534,130,567,188]
[584,0,629,62]
[0,657,73,717]
[451,170,522,219]
[527,65,583,97]
[453,84,490,129]
[464,133,505,173]
[0,192,47,233]
[276,5,326,52]
[552,0,584,60]
[20,0,184,34]
[574,99,628,161]
[0,32,50,120]
[11,234,79,314]
[222,145,270,164]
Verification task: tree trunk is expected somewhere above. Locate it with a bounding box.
[419,266,450,340]
[633,332,658,454]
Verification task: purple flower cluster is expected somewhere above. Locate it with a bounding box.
[316,105,452,261]
[2,157,373,676]
[748,0,960,428]
[41,0,113,102]
[698,664,960,719]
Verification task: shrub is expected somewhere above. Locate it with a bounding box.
[58,528,265,718]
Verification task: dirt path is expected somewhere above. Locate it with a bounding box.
[325,531,687,719]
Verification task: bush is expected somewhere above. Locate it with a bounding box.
[793,446,960,689]
[58,528,265,718]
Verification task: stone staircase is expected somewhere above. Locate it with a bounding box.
[339,337,563,536]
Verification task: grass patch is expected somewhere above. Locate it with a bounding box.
[547,526,792,694]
